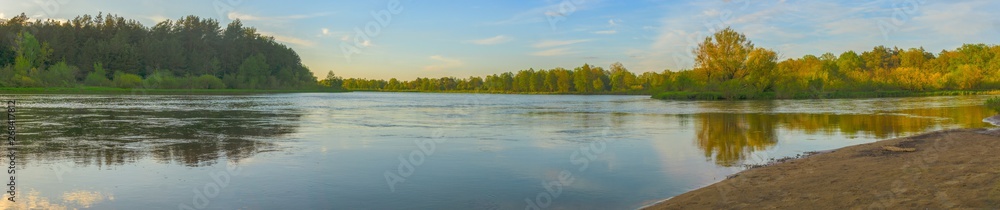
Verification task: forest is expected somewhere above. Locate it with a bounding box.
[0,13,319,90]
[3,12,998,98]
[327,28,1000,99]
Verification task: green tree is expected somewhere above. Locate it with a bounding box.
[573,64,593,92]
[236,53,269,89]
[693,27,755,83]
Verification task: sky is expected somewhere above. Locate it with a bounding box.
[1,0,998,80]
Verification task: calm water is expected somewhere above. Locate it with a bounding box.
[0,92,995,209]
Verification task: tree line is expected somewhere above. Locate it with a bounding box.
[322,62,669,94]
[653,27,1000,99]
[325,27,1000,99]
[0,13,318,89]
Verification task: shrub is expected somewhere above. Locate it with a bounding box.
[85,63,111,87]
[143,70,182,89]
[41,61,77,87]
[113,72,143,89]
[191,74,226,89]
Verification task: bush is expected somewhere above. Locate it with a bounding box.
[113,72,143,89]
[11,74,40,87]
[85,63,111,87]
[191,74,226,89]
[143,70,182,89]
[40,62,77,87]
[0,66,13,87]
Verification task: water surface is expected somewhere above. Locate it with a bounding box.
[1,93,994,209]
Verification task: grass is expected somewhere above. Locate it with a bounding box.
[985,96,1000,111]
[0,86,351,95]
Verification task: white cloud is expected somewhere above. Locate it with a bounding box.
[531,48,576,56]
[532,39,592,48]
[0,13,5,19]
[227,12,331,21]
[490,0,605,25]
[909,1,996,38]
[259,31,315,47]
[318,28,352,39]
[608,19,617,26]
[594,30,617,34]
[466,35,513,45]
[227,12,261,21]
[424,55,463,71]
[146,15,169,23]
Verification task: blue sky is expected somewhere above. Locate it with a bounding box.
[1,0,998,80]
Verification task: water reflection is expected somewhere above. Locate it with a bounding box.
[694,113,778,167]
[0,190,112,209]
[14,96,302,167]
[694,104,994,166]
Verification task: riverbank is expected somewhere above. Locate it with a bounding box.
[0,87,350,95]
[644,128,1000,209]
[652,90,1000,100]
[346,89,1000,99]
[347,89,652,95]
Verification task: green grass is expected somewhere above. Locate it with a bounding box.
[985,96,1000,111]
[0,86,351,95]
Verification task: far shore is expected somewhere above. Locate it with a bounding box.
[0,87,351,95]
[643,128,1000,209]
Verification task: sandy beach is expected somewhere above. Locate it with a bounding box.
[645,128,1000,209]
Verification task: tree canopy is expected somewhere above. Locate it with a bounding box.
[0,13,319,89]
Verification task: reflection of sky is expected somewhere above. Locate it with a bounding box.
[5,93,997,209]
[0,190,112,209]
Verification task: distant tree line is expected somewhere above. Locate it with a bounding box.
[324,28,1000,98]
[654,27,1000,99]
[0,13,319,89]
[321,62,668,94]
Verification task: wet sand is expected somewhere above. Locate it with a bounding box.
[645,128,1000,209]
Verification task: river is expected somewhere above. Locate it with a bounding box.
[0,92,994,209]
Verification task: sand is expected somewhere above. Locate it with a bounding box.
[645,128,1000,209]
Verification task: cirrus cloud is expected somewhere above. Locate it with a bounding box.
[424,55,463,71]
[531,48,577,56]
[466,35,513,45]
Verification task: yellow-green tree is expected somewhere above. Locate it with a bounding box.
[693,27,777,93]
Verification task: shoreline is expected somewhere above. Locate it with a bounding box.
[0,87,351,95]
[642,128,1000,209]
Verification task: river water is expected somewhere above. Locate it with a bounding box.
[0,92,994,209]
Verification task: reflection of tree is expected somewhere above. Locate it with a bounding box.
[694,105,993,166]
[695,113,778,167]
[19,108,301,167]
